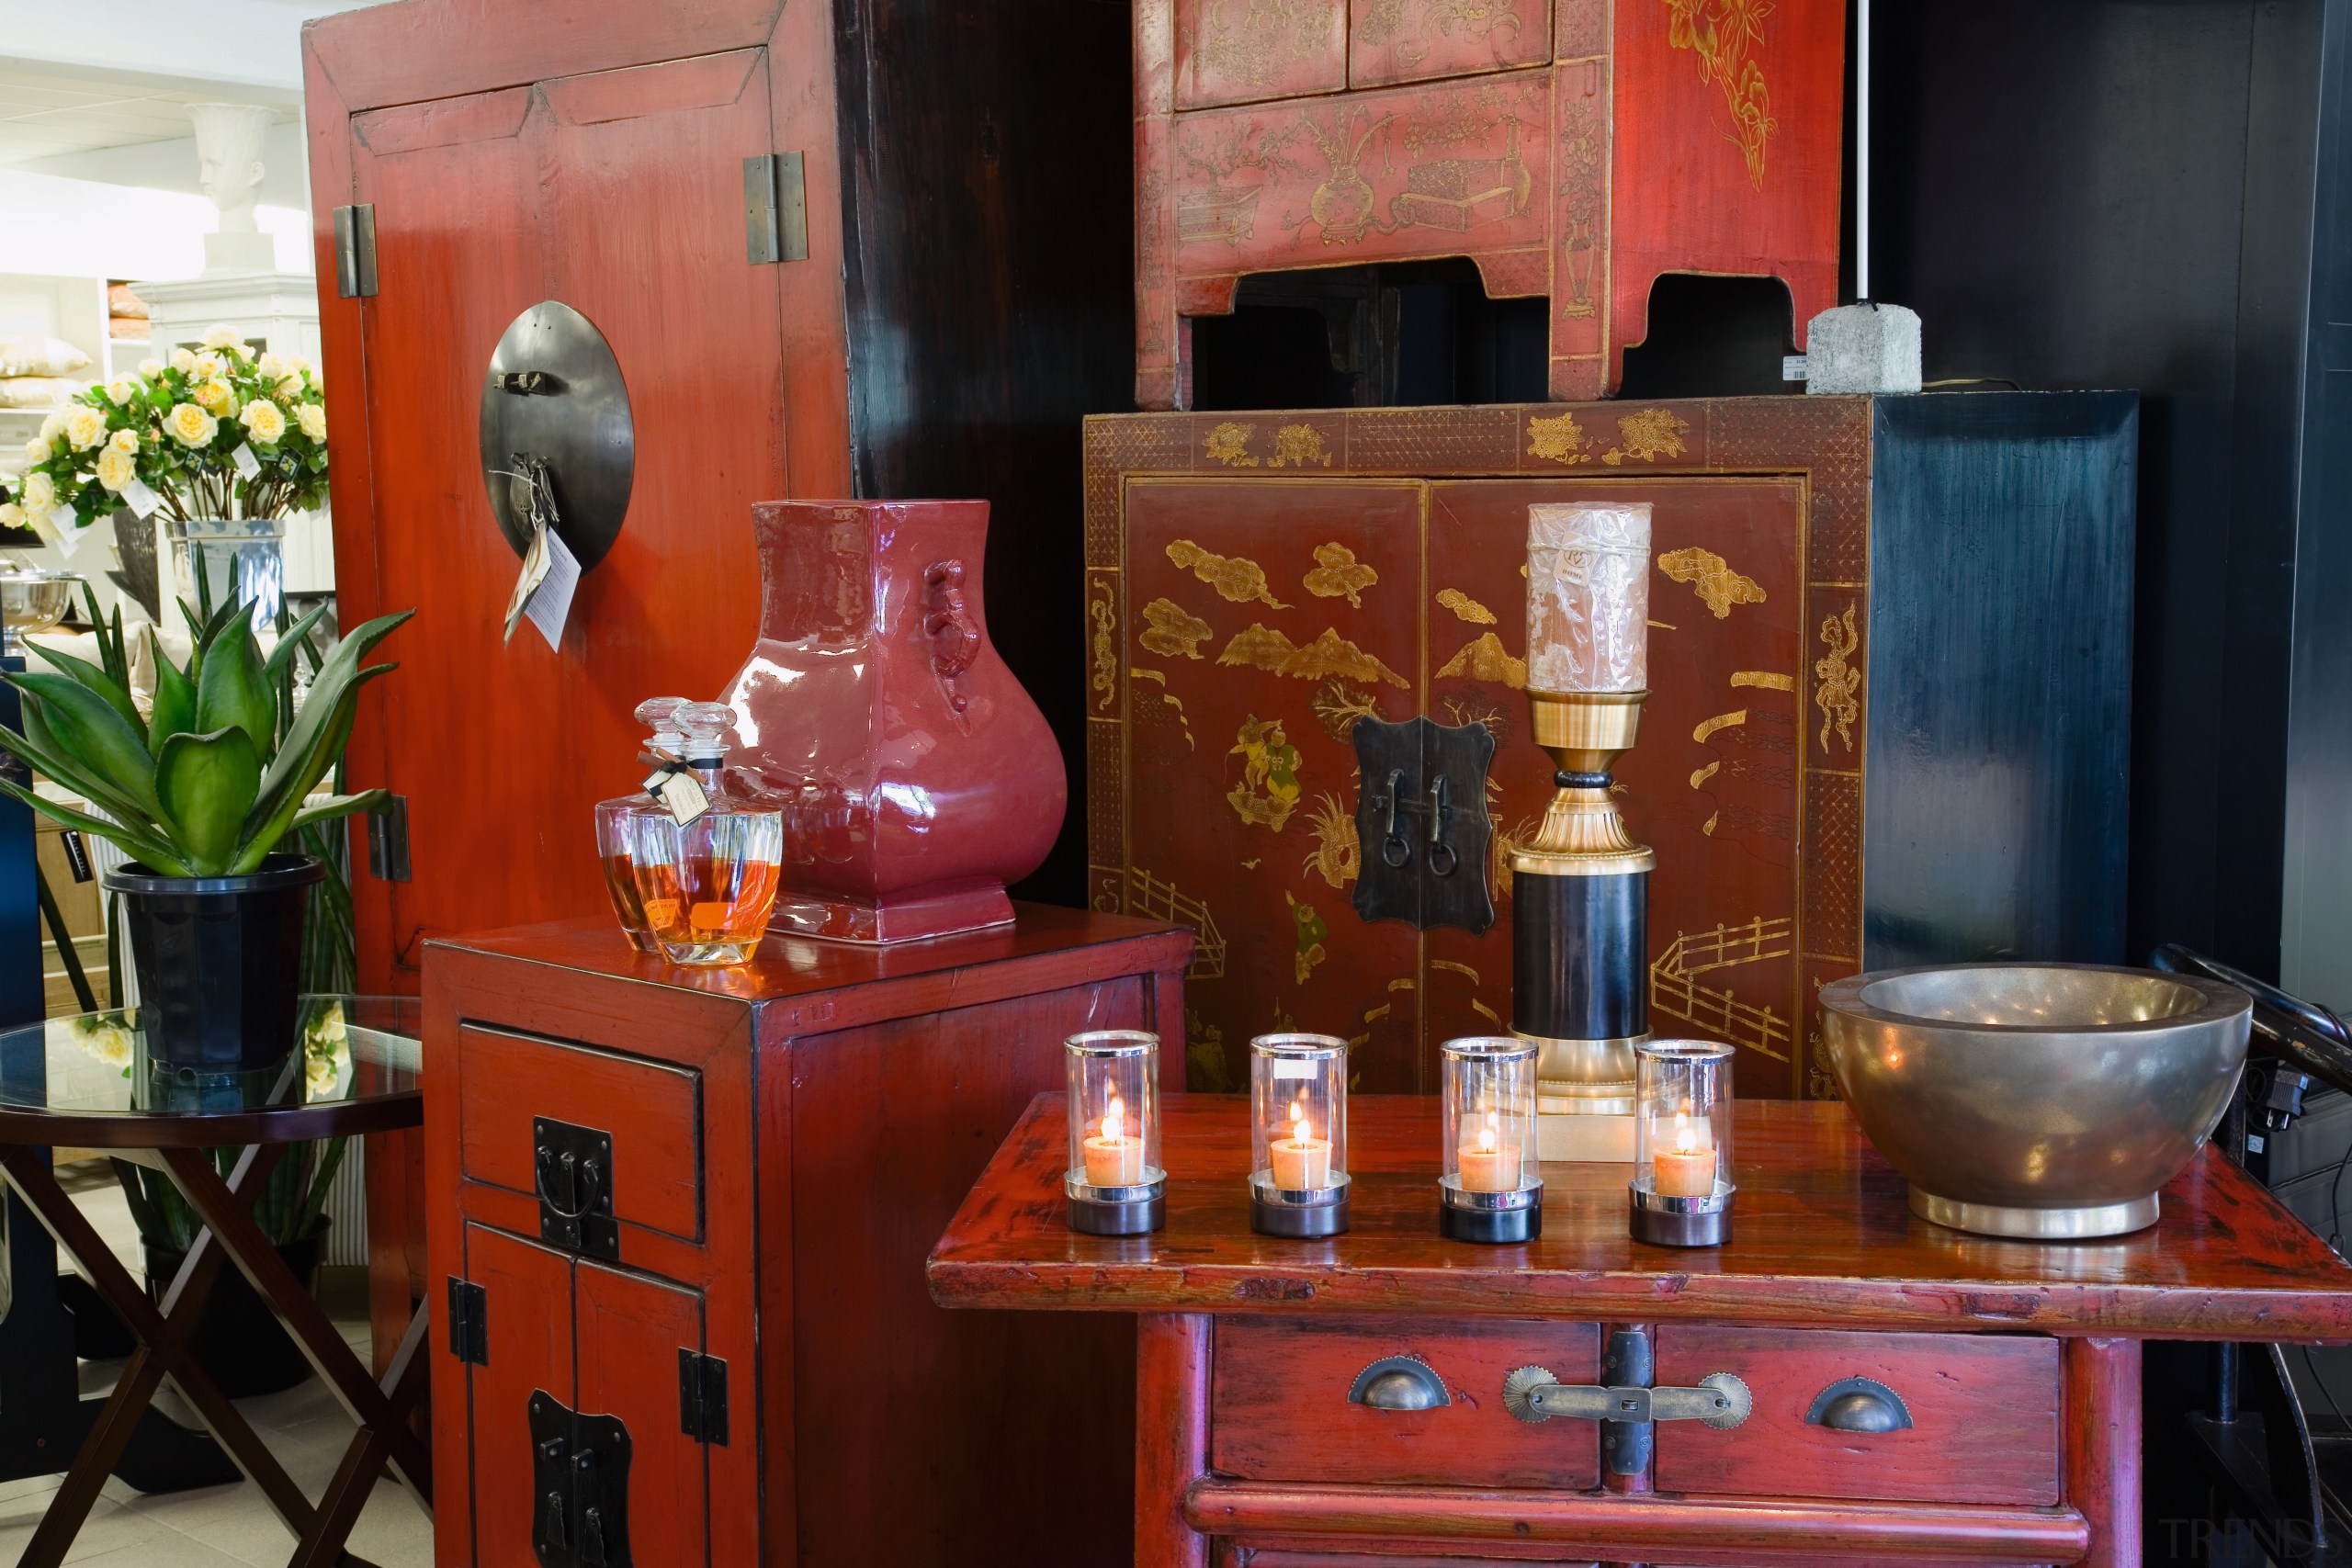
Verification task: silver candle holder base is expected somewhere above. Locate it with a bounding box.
[1630,1183,1732,1248]
[1439,1179,1544,1245]
[1066,1176,1166,1235]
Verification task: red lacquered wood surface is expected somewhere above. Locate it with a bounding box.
[929,1095,2352,1339]
[1174,0,1348,108]
[2064,1337,2142,1568]
[458,1225,573,1568]
[1140,1314,1214,1568]
[1213,1316,1601,1489]
[433,908,1190,1568]
[574,1261,707,1568]
[1085,400,1880,1100]
[454,1026,703,1244]
[1187,1483,2089,1562]
[1351,0,1557,87]
[1651,1325,2062,1506]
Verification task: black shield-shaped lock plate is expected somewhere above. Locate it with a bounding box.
[1351,716,1497,935]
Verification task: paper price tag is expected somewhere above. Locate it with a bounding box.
[502,522,552,645]
[46,505,85,558]
[523,525,582,651]
[119,478,161,518]
[652,770,709,826]
[1271,1059,1320,1080]
[230,443,262,479]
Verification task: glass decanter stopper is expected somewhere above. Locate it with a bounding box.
[629,701,786,965]
[595,696,687,953]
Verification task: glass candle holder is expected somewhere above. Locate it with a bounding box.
[1439,1036,1543,1243]
[1065,1031,1165,1235]
[1249,1033,1350,1237]
[1631,1040,1734,1247]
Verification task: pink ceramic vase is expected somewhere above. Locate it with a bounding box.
[719,499,1066,942]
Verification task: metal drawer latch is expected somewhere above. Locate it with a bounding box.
[1503,1326,1750,1479]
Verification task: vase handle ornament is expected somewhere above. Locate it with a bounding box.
[923,558,981,714]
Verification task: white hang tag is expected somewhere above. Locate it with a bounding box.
[1271,1059,1319,1079]
[230,443,261,479]
[523,525,582,651]
[119,478,161,518]
[503,521,552,645]
[49,512,88,558]
[652,770,709,826]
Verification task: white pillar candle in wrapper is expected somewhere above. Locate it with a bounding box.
[1526,502,1652,693]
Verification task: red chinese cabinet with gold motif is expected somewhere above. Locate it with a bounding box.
[1132,0,1849,408]
[1085,393,2137,1100]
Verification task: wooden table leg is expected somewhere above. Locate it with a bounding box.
[1138,1313,1211,1568]
[161,1146,435,1492]
[0,1144,316,1568]
[2066,1336,2143,1568]
[288,1297,432,1568]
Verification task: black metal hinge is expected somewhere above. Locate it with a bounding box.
[368,795,411,883]
[678,1350,729,1446]
[743,152,808,265]
[447,1277,488,1365]
[333,203,379,298]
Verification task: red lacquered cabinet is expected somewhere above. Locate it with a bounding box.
[424,908,1190,1567]
[1133,0,1849,406]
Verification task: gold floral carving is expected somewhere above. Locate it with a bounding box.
[1691,709,1747,743]
[1267,423,1333,468]
[1659,0,1779,188]
[1185,1009,1231,1093]
[1304,541,1379,606]
[1168,538,1290,607]
[1309,678,1385,739]
[1193,0,1339,95]
[1204,421,1259,467]
[1436,587,1497,623]
[1089,581,1118,710]
[1731,670,1795,692]
[1526,411,1590,464]
[1489,811,1539,897]
[1358,0,1526,72]
[1600,408,1691,466]
[1139,596,1215,659]
[1434,630,1528,689]
[1814,604,1860,752]
[1286,891,1331,983]
[1304,793,1361,886]
[1657,546,1765,618]
[1219,623,1411,687]
[1442,694,1507,740]
[1227,714,1304,831]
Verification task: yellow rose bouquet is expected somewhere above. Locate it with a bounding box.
[0,324,330,547]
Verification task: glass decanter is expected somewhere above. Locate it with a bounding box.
[594,696,687,953]
[629,702,785,965]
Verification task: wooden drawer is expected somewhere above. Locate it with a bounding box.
[1213,1315,1600,1489]
[455,1025,704,1246]
[1653,1326,2063,1506]
[1174,0,1348,109]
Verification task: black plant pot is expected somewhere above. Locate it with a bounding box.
[104,854,324,1072]
[142,1223,329,1398]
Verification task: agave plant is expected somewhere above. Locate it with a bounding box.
[0,586,412,877]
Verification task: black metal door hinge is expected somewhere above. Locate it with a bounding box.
[1351,715,1497,935]
[530,1391,634,1568]
[367,795,410,882]
[333,203,378,298]
[447,1277,488,1365]
[678,1349,729,1446]
[535,1117,619,1261]
[743,152,808,264]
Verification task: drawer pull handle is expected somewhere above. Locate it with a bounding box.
[1348,1355,1451,1411]
[1806,1376,1914,1433]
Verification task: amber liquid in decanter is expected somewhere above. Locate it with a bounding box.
[628,702,785,966]
[596,698,690,954]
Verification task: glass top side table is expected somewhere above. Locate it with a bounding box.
[0,996,430,1568]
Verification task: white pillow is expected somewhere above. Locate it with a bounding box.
[0,376,85,409]
[0,335,93,378]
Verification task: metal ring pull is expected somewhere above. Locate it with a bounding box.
[536,1148,605,1221]
[1381,769,1413,868]
[1426,774,1457,876]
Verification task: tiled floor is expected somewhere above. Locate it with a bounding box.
[1,1169,429,1568]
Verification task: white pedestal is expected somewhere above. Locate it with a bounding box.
[1539,1110,1636,1162]
[1804,301,1924,394]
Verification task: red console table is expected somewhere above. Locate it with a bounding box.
[930,1095,2352,1567]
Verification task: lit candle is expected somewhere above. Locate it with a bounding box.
[1526,502,1652,693]
[1082,1094,1145,1187]
[1651,1111,1718,1199]
[1269,1100,1331,1190]
[1456,1112,1521,1193]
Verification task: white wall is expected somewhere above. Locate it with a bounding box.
[0,169,310,280]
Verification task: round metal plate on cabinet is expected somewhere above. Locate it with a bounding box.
[478,300,633,570]
[1348,1355,1451,1411]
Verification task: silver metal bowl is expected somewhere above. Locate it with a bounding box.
[0,570,79,654]
[1817,963,2252,1239]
